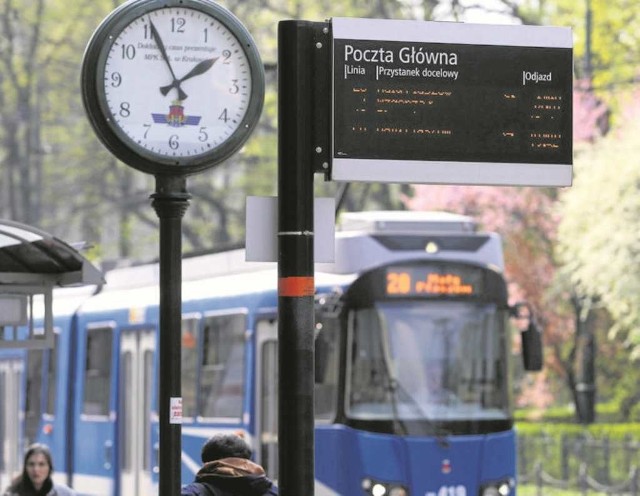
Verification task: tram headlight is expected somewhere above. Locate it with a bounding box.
[361,478,409,496]
[388,487,408,496]
[479,478,515,496]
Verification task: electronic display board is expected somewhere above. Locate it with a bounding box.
[386,265,484,297]
[332,18,573,186]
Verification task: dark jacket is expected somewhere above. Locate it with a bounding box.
[181,458,278,496]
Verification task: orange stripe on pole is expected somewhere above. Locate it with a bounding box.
[279,276,315,297]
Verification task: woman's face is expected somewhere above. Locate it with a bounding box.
[25,452,50,490]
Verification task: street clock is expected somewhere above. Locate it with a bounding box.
[81,0,265,175]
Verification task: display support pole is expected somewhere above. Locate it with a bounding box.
[151,174,190,496]
[277,20,316,496]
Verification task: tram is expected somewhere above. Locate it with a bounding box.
[0,210,542,496]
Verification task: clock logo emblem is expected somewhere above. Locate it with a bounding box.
[152,101,202,128]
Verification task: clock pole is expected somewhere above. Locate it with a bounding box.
[151,175,191,496]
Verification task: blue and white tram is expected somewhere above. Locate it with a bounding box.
[0,211,541,496]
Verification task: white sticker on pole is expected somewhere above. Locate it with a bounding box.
[170,397,182,424]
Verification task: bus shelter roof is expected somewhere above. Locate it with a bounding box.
[0,219,104,287]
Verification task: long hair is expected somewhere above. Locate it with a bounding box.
[6,443,54,494]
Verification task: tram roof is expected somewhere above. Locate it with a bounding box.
[338,210,477,234]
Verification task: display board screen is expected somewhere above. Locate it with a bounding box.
[386,265,484,297]
[332,18,573,186]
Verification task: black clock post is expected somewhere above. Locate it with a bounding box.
[151,175,191,494]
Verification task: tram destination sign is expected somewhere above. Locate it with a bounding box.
[331,18,573,186]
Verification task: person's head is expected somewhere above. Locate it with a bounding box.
[22,444,53,490]
[201,433,252,463]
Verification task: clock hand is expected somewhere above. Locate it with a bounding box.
[149,19,187,101]
[160,57,219,99]
[181,57,220,83]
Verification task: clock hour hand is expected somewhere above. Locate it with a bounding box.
[149,19,187,101]
[160,57,219,99]
[181,57,220,83]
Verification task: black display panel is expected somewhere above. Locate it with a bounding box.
[385,264,484,297]
[333,39,572,165]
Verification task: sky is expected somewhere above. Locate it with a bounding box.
[434,0,521,24]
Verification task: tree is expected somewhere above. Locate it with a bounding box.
[557,87,640,419]
[0,0,92,224]
[558,89,640,352]
[545,0,640,93]
[0,0,157,261]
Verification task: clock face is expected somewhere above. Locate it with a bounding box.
[82,0,264,174]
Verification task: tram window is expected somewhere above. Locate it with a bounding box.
[199,314,245,419]
[83,327,113,416]
[45,334,59,415]
[181,317,199,419]
[25,349,44,444]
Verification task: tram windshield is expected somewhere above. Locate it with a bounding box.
[346,300,511,422]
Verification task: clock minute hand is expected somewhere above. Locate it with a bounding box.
[160,57,219,99]
[149,20,187,101]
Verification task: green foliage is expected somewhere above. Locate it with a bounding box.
[516,398,640,424]
[518,486,606,495]
[557,98,640,355]
[570,1,640,84]
[515,405,576,423]
[516,421,640,486]
[541,0,640,123]
[516,421,640,438]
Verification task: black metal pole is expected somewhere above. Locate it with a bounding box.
[278,20,316,496]
[585,0,593,81]
[151,175,190,496]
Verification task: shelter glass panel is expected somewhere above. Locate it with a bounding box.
[45,334,59,415]
[25,350,43,444]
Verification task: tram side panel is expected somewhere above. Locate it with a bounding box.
[68,283,273,495]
